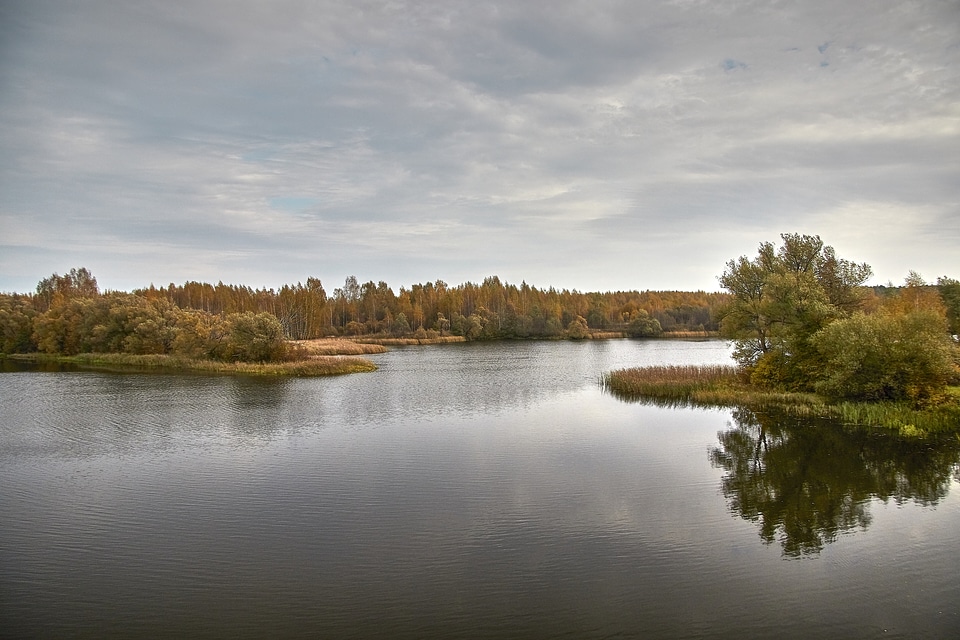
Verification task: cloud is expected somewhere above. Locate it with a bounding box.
[1,0,958,293]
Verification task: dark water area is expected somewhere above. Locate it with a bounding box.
[2,340,959,638]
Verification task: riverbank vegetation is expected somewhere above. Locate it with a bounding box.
[5,352,378,376]
[606,234,960,435]
[604,365,960,434]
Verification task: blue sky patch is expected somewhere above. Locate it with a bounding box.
[269,196,319,212]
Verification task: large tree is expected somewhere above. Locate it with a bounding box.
[716,234,872,388]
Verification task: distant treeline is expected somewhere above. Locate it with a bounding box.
[136,274,728,340]
[0,270,730,359]
[134,275,733,339]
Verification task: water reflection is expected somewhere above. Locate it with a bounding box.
[710,408,960,557]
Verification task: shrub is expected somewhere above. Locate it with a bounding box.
[565,315,590,340]
[812,310,956,403]
[219,312,288,363]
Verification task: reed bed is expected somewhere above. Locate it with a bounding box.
[603,364,960,435]
[659,330,719,339]
[10,353,377,376]
[604,365,740,400]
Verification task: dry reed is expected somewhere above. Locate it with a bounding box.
[354,336,467,346]
[288,339,388,355]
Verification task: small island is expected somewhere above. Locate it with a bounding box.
[605,234,960,435]
[0,269,381,376]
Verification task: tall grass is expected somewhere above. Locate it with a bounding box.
[604,365,739,399]
[289,339,388,355]
[8,352,377,376]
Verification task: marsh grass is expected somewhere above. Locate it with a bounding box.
[604,365,740,398]
[604,365,960,435]
[8,352,377,376]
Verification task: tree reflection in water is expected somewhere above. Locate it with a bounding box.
[710,407,960,557]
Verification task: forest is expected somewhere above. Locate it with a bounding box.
[135,275,725,340]
[1,268,726,363]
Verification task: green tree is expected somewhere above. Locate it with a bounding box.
[625,309,662,338]
[391,312,411,336]
[716,234,872,388]
[0,294,38,353]
[937,276,960,336]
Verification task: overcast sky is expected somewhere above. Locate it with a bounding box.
[1,0,958,294]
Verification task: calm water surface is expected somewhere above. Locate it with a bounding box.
[1,340,958,638]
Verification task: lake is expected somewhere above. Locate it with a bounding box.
[2,340,958,638]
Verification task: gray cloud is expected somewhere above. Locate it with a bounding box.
[1,0,958,293]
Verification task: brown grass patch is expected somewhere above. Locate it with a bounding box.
[289,339,388,355]
[355,336,467,346]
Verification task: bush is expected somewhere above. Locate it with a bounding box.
[625,310,663,338]
[219,312,288,363]
[812,310,956,403]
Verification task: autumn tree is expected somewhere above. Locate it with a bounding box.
[34,267,99,312]
[565,315,590,340]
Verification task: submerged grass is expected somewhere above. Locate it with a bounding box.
[7,352,377,376]
[604,365,960,435]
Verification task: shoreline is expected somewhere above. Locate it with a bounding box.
[2,352,378,377]
[603,365,960,436]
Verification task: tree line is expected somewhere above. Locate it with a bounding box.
[134,274,726,340]
[716,233,960,404]
[1,268,727,360]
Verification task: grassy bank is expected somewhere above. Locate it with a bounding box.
[603,365,960,435]
[5,352,377,376]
